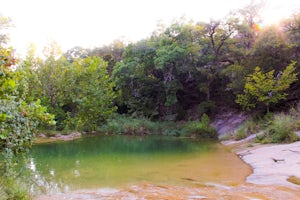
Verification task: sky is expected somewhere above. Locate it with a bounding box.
[1,0,300,56]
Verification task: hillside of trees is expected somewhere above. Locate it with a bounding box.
[14,4,300,131]
[1,3,300,134]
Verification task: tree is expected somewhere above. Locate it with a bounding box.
[197,19,235,101]
[0,44,54,176]
[233,1,264,50]
[153,21,205,118]
[64,56,117,131]
[0,17,54,198]
[89,39,125,75]
[0,15,12,46]
[34,41,68,108]
[23,41,118,131]
[64,46,88,62]
[281,12,300,65]
[154,35,186,108]
[236,61,298,112]
[250,25,291,72]
[112,40,164,118]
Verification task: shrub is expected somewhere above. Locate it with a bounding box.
[198,101,215,116]
[257,113,299,143]
[235,128,248,140]
[235,119,258,140]
[0,179,30,200]
[185,114,217,139]
[99,114,217,139]
[99,115,155,135]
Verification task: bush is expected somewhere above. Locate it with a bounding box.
[0,179,30,200]
[257,113,299,143]
[185,114,217,139]
[235,119,258,140]
[99,114,217,139]
[235,128,248,140]
[99,115,156,135]
[198,101,215,116]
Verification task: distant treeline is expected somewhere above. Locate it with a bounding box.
[3,2,300,132]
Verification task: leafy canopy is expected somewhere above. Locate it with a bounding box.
[0,48,55,176]
[236,61,298,111]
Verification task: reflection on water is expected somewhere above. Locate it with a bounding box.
[27,135,250,195]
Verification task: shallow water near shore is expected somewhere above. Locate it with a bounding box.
[29,135,300,199]
[28,135,250,194]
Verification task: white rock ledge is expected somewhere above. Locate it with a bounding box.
[238,141,300,188]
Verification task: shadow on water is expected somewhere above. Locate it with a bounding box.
[26,135,249,195]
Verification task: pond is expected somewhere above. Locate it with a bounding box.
[28,135,251,194]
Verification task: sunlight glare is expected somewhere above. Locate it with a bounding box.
[261,0,300,25]
[1,0,300,56]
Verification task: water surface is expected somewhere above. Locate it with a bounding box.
[28,135,251,193]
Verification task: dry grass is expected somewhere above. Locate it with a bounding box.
[287,176,300,185]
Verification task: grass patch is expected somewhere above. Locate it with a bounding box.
[247,143,254,147]
[287,176,300,185]
[256,113,299,143]
[98,114,217,139]
[184,114,217,139]
[235,119,258,141]
[0,179,30,200]
[234,109,300,144]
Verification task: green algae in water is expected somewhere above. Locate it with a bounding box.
[27,135,250,194]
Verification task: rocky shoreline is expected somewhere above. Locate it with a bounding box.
[223,135,300,188]
[238,141,300,188]
[34,132,82,143]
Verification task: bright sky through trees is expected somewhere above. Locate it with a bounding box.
[1,0,300,56]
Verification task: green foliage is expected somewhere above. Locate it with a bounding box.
[235,130,248,140]
[99,114,217,139]
[4,5,300,147]
[232,111,300,143]
[99,115,176,135]
[251,26,291,72]
[112,41,165,118]
[23,44,117,132]
[185,114,217,139]
[236,62,298,112]
[63,56,117,131]
[101,115,146,134]
[0,179,29,200]
[257,113,299,143]
[198,101,215,115]
[235,119,258,140]
[1,43,54,178]
[222,64,250,94]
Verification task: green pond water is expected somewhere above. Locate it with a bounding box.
[28,135,250,194]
